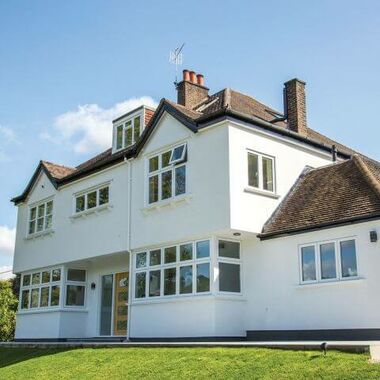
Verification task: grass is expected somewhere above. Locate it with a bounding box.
[0,347,379,380]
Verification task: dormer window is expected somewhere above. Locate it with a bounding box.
[115,115,141,151]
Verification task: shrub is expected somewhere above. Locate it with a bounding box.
[0,279,18,341]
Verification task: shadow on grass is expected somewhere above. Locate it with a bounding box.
[0,347,74,369]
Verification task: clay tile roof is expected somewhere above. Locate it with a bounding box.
[41,161,76,179]
[260,156,380,239]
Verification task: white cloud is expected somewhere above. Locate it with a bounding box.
[0,225,16,259]
[41,97,158,154]
[0,125,17,162]
[0,265,14,280]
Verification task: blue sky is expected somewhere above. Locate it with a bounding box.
[1,0,380,273]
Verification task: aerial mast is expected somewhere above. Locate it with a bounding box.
[169,43,185,89]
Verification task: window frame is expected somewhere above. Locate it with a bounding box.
[64,268,87,308]
[133,239,211,301]
[146,142,188,205]
[247,150,276,194]
[27,197,54,237]
[114,113,143,152]
[73,183,111,215]
[217,239,242,295]
[298,237,359,285]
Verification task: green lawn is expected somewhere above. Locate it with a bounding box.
[0,347,379,380]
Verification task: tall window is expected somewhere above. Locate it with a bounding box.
[134,239,211,300]
[299,239,358,284]
[75,185,109,214]
[148,143,187,204]
[65,269,86,307]
[28,199,53,235]
[116,115,142,150]
[20,268,61,310]
[247,151,275,192]
[218,240,241,293]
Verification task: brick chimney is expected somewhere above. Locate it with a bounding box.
[177,69,209,109]
[284,78,307,136]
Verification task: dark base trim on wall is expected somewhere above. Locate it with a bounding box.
[247,329,380,341]
[129,336,247,342]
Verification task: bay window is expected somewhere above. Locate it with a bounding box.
[28,199,53,235]
[218,240,241,293]
[134,239,211,300]
[147,143,187,204]
[299,238,358,284]
[247,151,275,193]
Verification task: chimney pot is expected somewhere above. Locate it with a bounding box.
[284,78,307,136]
[197,74,205,87]
[189,71,197,83]
[183,69,190,82]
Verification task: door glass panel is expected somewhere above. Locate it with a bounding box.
[113,272,129,336]
[100,274,113,336]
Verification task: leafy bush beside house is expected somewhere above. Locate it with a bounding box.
[0,279,18,341]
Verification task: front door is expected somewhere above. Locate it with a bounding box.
[113,272,129,336]
[100,271,129,336]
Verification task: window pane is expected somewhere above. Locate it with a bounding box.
[171,144,185,162]
[22,274,31,287]
[320,243,337,280]
[135,272,146,298]
[219,263,241,292]
[42,271,50,283]
[180,266,193,294]
[45,215,53,229]
[40,287,49,307]
[248,153,259,188]
[29,220,36,235]
[164,247,176,263]
[149,156,159,172]
[133,116,141,142]
[340,240,358,278]
[197,263,210,293]
[87,191,97,209]
[38,204,45,217]
[21,290,29,309]
[116,125,123,149]
[175,166,186,196]
[162,151,171,168]
[37,217,44,232]
[66,285,85,306]
[30,207,36,220]
[76,195,85,213]
[161,170,172,200]
[50,285,60,306]
[100,274,113,335]
[32,272,40,285]
[149,270,161,297]
[46,201,53,215]
[196,240,210,259]
[164,268,176,295]
[262,157,274,191]
[125,123,132,146]
[67,269,86,282]
[136,252,147,268]
[99,187,109,205]
[301,246,316,281]
[180,243,193,261]
[30,288,40,308]
[52,269,61,282]
[218,240,240,259]
[149,175,159,204]
[149,249,161,266]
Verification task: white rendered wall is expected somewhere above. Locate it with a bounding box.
[243,221,380,332]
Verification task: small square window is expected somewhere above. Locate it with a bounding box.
[42,271,51,283]
[149,249,161,266]
[22,274,31,287]
[136,252,147,268]
[32,272,40,285]
[169,144,187,165]
[218,240,240,259]
[149,156,159,172]
[52,269,61,282]
[196,240,210,259]
[67,269,86,282]
[164,247,177,263]
[180,243,193,261]
[161,151,171,168]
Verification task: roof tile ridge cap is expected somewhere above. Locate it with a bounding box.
[353,154,380,199]
[223,88,231,109]
[260,166,313,234]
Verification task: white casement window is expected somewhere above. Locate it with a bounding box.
[115,115,142,150]
[247,151,275,193]
[217,240,241,293]
[133,239,211,300]
[74,185,109,214]
[20,268,61,310]
[147,143,187,204]
[299,238,358,284]
[65,269,86,307]
[28,199,53,235]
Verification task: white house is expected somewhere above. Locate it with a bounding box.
[11,70,380,341]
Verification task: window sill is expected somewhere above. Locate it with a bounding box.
[131,292,213,305]
[141,194,192,214]
[244,187,280,199]
[296,277,365,289]
[25,229,54,240]
[70,204,113,220]
[17,308,89,315]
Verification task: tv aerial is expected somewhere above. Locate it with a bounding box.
[169,43,185,88]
